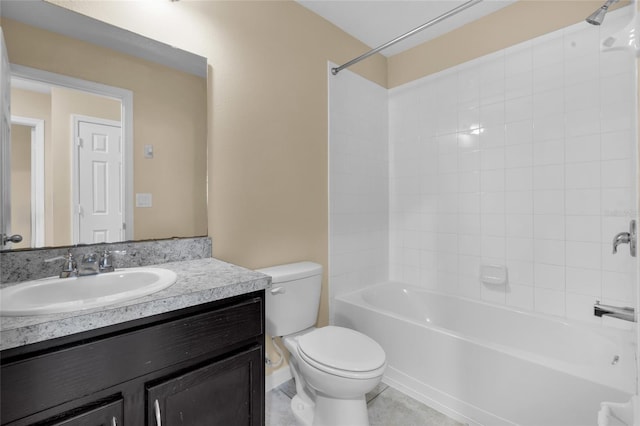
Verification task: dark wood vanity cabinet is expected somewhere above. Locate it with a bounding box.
[0,291,265,426]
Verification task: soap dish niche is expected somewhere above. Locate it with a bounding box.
[480,264,508,285]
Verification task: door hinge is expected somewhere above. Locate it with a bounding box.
[76,137,83,148]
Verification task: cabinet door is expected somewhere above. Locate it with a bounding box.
[37,398,123,426]
[147,346,263,426]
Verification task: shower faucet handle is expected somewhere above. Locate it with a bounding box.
[612,220,636,257]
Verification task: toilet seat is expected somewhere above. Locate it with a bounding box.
[296,326,386,380]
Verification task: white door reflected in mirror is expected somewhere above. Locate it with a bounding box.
[74,116,124,245]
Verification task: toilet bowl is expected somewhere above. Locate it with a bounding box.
[284,326,386,426]
[258,262,387,426]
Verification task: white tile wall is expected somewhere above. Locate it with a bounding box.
[328,11,637,326]
[328,64,389,312]
[388,12,638,323]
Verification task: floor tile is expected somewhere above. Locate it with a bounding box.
[266,387,298,426]
[368,386,463,426]
[266,380,464,426]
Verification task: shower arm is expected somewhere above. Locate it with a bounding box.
[331,0,483,76]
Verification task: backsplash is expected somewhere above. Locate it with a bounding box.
[0,237,212,284]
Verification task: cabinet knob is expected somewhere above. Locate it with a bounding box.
[111,417,118,426]
[154,399,162,426]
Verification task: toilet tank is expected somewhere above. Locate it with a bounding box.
[257,261,322,337]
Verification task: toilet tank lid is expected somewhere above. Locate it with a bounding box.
[256,261,322,284]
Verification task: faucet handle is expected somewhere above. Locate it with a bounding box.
[99,249,126,272]
[612,220,637,256]
[44,249,77,278]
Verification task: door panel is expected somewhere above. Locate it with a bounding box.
[76,119,122,244]
[147,347,262,426]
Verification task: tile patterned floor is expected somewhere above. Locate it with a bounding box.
[266,379,464,426]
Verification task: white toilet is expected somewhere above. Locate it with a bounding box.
[258,261,386,426]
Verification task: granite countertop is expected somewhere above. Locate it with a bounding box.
[0,258,271,351]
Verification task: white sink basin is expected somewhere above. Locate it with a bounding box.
[0,267,177,316]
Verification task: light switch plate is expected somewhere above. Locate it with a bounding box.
[136,193,153,208]
[144,144,154,159]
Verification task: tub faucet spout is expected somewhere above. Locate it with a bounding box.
[594,301,635,322]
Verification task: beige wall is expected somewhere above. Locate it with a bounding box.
[2,18,208,243]
[184,2,385,330]
[9,123,31,249]
[389,0,630,87]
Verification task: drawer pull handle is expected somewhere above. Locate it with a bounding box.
[154,399,162,426]
[111,417,118,426]
[270,286,285,295]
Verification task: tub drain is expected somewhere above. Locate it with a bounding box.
[611,355,620,365]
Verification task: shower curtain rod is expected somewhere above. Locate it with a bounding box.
[331,0,483,76]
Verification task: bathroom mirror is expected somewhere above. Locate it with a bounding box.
[0,1,208,250]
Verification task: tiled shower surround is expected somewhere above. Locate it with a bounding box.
[330,10,637,324]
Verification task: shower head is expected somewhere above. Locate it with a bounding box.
[586,0,620,25]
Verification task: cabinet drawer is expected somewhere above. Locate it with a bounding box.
[34,397,123,426]
[1,297,263,424]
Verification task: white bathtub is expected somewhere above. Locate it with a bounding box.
[334,282,636,426]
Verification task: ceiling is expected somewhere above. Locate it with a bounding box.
[297,0,517,57]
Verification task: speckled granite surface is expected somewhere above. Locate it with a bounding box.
[0,237,212,284]
[0,257,270,351]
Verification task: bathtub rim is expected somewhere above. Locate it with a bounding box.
[335,280,635,343]
[333,281,636,394]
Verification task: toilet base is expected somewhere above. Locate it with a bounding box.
[313,393,369,426]
[291,392,370,426]
[290,394,314,426]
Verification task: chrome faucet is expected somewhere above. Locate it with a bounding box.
[594,301,636,322]
[78,253,100,276]
[44,248,125,278]
[612,220,636,256]
[98,249,126,273]
[99,249,114,273]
